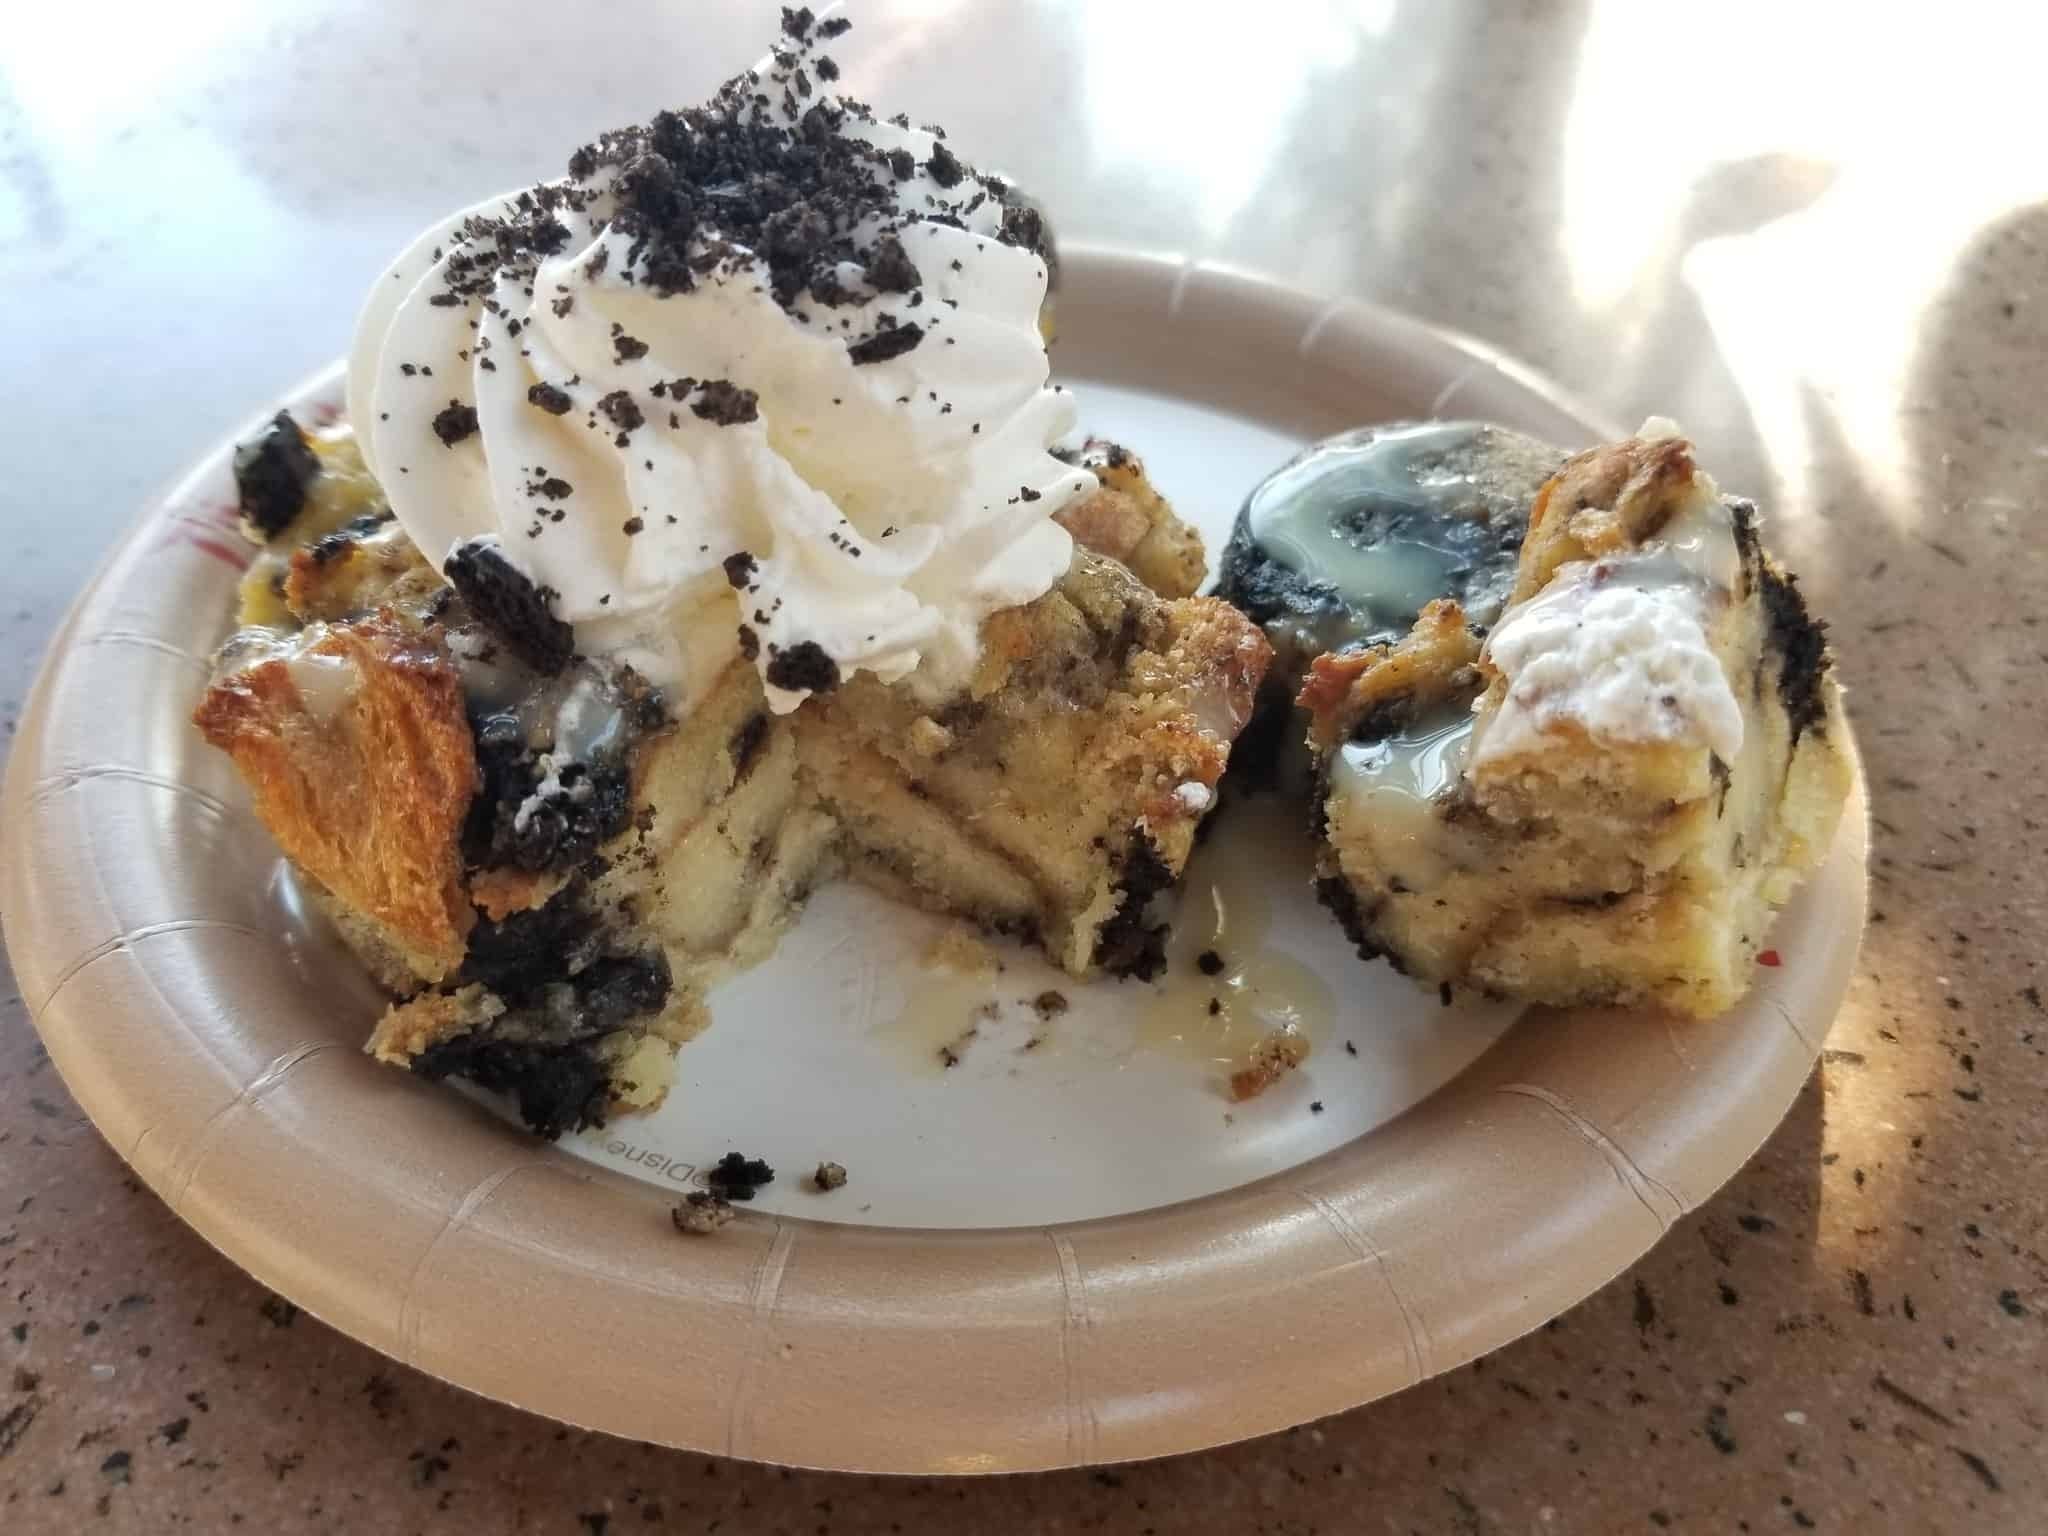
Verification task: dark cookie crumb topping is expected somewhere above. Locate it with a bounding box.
[443,538,577,676]
[691,379,760,425]
[419,15,1044,375]
[706,1151,775,1200]
[846,321,923,365]
[431,401,480,447]
[232,410,322,541]
[596,389,644,437]
[764,639,840,694]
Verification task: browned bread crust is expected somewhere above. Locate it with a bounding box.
[1509,432,1698,604]
[1298,598,1480,751]
[1054,440,1207,600]
[468,866,572,923]
[193,611,479,981]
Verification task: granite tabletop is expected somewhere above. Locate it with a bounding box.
[3,2,2043,1530]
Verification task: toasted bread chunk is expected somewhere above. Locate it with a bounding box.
[194,611,479,982]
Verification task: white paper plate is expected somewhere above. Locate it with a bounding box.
[0,248,1865,1472]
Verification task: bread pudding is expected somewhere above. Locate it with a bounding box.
[194,15,1270,1136]
[201,419,1263,1135]
[1296,421,1852,1018]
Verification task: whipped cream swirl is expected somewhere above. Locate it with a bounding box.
[347,17,1090,712]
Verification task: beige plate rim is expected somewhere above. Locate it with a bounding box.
[0,247,1866,1474]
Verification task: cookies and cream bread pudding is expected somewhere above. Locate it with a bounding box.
[195,12,1271,1137]
[191,13,1856,1145]
[1297,420,1852,1018]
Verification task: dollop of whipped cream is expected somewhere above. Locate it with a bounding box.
[347,14,1091,713]
[1474,419,1744,765]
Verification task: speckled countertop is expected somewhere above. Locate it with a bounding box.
[3,2,2044,1530]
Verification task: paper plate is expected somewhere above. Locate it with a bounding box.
[0,248,1866,1473]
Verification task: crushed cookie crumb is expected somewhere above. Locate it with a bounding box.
[610,323,649,362]
[691,379,760,425]
[528,382,573,415]
[431,400,479,446]
[848,322,924,365]
[705,1151,775,1201]
[443,538,575,675]
[764,639,840,694]
[597,389,644,437]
